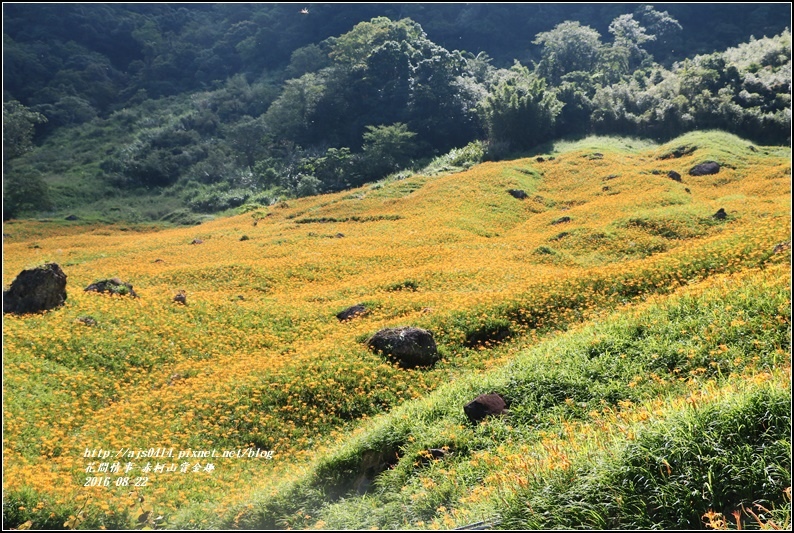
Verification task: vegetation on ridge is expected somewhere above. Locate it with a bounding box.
[3,5,791,220]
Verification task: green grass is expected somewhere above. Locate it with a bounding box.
[499,384,791,529]
[194,265,790,530]
[3,130,789,530]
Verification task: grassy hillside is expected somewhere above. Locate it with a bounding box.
[2,131,790,530]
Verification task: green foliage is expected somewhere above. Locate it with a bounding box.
[3,100,47,161]
[222,114,271,169]
[608,13,655,70]
[185,184,251,213]
[328,16,424,67]
[263,72,328,145]
[2,7,790,221]
[420,141,486,176]
[479,64,563,153]
[285,44,332,79]
[534,21,603,85]
[262,16,482,159]
[300,147,361,191]
[295,174,322,198]
[2,170,52,220]
[590,30,791,143]
[501,387,791,529]
[361,123,418,179]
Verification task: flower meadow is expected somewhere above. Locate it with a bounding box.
[2,131,791,529]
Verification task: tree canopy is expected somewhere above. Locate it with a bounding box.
[3,4,790,220]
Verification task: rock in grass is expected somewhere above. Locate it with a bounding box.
[3,263,67,314]
[689,161,720,176]
[417,448,450,465]
[667,170,682,182]
[76,316,97,326]
[367,326,439,368]
[84,277,138,298]
[712,208,727,220]
[337,304,367,321]
[464,393,508,424]
[508,189,528,200]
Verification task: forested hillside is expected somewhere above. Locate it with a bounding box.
[3,4,791,222]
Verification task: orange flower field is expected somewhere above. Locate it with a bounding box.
[3,132,791,529]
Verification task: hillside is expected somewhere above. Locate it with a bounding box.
[4,7,791,222]
[2,131,791,530]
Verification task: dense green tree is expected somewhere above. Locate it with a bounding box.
[479,64,562,152]
[308,147,360,191]
[285,44,331,79]
[3,100,47,161]
[632,4,683,63]
[3,171,52,220]
[263,72,327,145]
[533,21,603,85]
[223,115,271,170]
[554,77,595,137]
[262,16,482,158]
[327,16,423,67]
[590,30,791,143]
[608,13,654,70]
[361,123,418,178]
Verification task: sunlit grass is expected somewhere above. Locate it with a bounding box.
[2,131,790,529]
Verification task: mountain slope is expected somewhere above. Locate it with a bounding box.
[2,131,790,530]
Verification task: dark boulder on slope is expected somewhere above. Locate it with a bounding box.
[367,326,439,368]
[689,161,721,176]
[3,263,67,314]
[464,393,508,424]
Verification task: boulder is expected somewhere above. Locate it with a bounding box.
[659,144,697,160]
[3,263,67,314]
[337,304,367,321]
[667,170,682,182]
[464,393,508,424]
[507,189,528,200]
[352,446,401,494]
[417,448,450,466]
[551,216,571,225]
[689,161,720,176]
[76,316,97,326]
[84,277,138,298]
[367,326,439,368]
